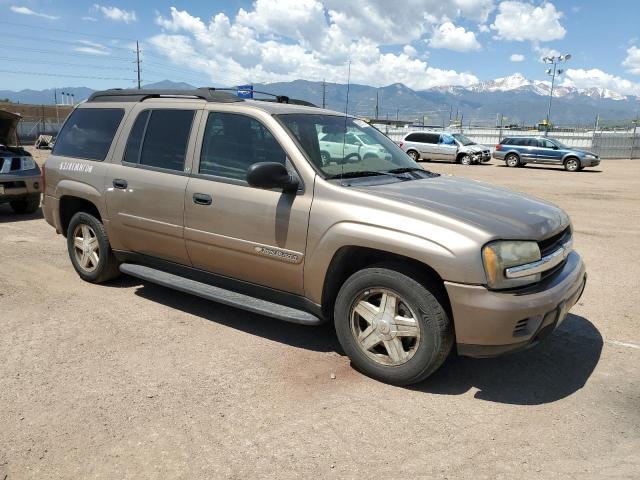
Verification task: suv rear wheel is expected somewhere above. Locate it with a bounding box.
[10,194,40,214]
[334,266,453,385]
[406,150,419,161]
[67,212,120,283]
[505,153,520,167]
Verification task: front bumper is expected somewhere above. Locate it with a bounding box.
[582,158,600,167]
[0,171,41,203]
[445,251,586,357]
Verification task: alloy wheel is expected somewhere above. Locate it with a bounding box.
[72,224,100,273]
[350,288,421,366]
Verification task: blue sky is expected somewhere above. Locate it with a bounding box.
[1,0,639,95]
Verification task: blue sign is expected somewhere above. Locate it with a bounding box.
[237,85,254,99]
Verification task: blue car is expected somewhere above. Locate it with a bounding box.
[493,136,600,172]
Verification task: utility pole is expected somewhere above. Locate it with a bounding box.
[396,108,399,121]
[321,79,326,109]
[135,41,142,89]
[499,114,504,142]
[54,89,60,129]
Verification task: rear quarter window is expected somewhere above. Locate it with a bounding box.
[53,108,124,161]
[405,133,420,142]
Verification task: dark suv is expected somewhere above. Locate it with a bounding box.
[493,136,600,172]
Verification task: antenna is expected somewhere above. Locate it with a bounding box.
[321,79,326,109]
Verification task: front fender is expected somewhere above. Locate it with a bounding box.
[304,221,458,304]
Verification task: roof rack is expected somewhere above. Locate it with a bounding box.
[87,87,318,108]
[87,88,243,103]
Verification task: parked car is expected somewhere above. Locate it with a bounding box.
[0,110,41,214]
[399,131,491,165]
[493,136,600,171]
[42,88,586,385]
[318,130,391,166]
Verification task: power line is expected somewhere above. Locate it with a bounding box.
[0,32,134,53]
[0,69,136,82]
[0,20,135,42]
[0,56,133,71]
[0,43,133,61]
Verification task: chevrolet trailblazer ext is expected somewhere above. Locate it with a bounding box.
[42,88,586,385]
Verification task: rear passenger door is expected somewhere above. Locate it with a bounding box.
[183,110,312,295]
[514,138,538,162]
[105,106,201,265]
[417,133,440,160]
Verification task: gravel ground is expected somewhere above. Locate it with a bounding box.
[1,150,639,479]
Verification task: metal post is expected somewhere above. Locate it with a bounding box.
[545,62,557,137]
[375,90,379,119]
[321,79,326,109]
[631,119,638,160]
[499,114,504,142]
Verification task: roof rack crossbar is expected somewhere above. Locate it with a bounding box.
[87,88,244,103]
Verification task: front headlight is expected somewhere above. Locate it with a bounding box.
[21,157,36,170]
[482,240,541,289]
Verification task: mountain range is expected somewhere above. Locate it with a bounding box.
[2,75,638,126]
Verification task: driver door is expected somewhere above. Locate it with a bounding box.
[183,110,312,294]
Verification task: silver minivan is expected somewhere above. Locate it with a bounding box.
[399,131,491,165]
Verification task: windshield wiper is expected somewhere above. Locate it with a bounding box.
[385,167,440,178]
[325,170,395,180]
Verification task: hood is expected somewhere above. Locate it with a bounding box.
[356,175,569,240]
[0,110,20,147]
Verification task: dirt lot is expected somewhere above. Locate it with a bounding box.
[1,150,639,479]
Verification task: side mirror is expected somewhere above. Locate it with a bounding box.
[246,162,299,192]
[553,145,559,149]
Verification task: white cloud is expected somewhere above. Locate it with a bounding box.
[10,5,59,20]
[403,45,417,57]
[429,22,481,52]
[491,1,565,42]
[562,68,640,96]
[73,39,110,56]
[622,46,640,75]
[151,5,479,90]
[93,4,137,23]
[533,45,561,62]
[82,16,98,22]
[510,53,524,62]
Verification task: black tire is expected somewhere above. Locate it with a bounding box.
[10,195,40,214]
[459,154,472,166]
[505,153,520,167]
[564,157,580,172]
[334,266,454,385]
[406,150,420,161]
[66,212,120,283]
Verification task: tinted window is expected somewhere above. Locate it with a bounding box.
[53,108,124,161]
[139,110,194,171]
[421,133,439,144]
[501,138,512,145]
[123,110,150,164]
[199,112,287,180]
[539,139,556,149]
[405,133,421,142]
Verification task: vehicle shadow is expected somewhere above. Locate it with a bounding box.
[412,314,602,405]
[0,204,43,223]
[114,277,601,404]
[128,281,340,354]
[495,164,603,173]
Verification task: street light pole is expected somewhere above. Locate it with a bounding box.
[543,53,571,136]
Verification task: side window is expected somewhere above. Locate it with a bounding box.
[199,112,287,181]
[123,110,150,164]
[540,139,555,149]
[139,110,195,171]
[511,138,525,146]
[440,134,455,145]
[424,133,439,144]
[53,108,124,161]
[501,138,512,145]
[405,133,420,142]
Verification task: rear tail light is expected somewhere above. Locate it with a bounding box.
[495,144,502,151]
[40,163,46,193]
[399,141,404,148]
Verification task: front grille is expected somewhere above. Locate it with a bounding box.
[538,226,571,257]
[0,181,26,189]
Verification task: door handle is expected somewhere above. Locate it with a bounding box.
[113,179,128,189]
[192,193,212,205]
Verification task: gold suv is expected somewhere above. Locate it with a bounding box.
[42,88,586,385]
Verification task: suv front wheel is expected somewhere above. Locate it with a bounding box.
[334,266,453,385]
[67,212,120,283]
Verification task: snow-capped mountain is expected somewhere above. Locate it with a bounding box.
[456,73,628,100]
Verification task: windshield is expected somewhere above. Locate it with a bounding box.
[276,114,419,178]
[550,139,568,149]
[452,133,475,146]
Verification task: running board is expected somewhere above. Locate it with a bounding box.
[119,263,323,326]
